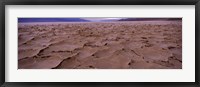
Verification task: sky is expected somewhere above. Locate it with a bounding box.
[82,18,123,21]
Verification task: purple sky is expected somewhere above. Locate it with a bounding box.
[82,18,123,21]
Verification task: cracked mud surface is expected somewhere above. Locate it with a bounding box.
[18,21,182,69]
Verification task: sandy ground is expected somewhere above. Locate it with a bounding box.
[18,21,182,69]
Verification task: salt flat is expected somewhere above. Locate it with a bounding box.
[18,21,182,69]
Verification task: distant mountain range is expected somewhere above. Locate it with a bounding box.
[18,18,90,23]
[118,18,182,21]
[18,18,182,23]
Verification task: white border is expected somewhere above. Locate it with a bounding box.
[5,5,195,82]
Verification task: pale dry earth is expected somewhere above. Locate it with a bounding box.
[18,21,182,69]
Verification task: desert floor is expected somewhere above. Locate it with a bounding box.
[18,21,182,69]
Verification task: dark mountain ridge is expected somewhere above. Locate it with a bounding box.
[18,18,90,23]
[118,18,182,21]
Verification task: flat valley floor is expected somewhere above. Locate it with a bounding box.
[18,21,182,69]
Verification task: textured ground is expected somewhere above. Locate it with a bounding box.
[18,21,182,69]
